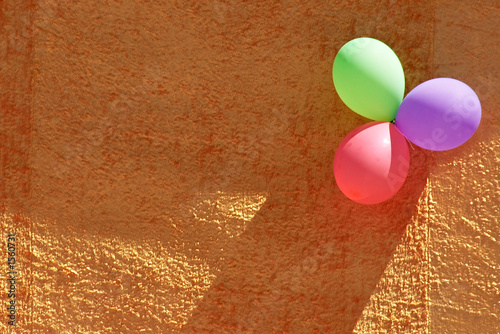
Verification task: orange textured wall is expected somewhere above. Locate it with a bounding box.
[0,0,498,333]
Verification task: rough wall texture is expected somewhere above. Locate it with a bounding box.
[430,1,500,332]
[0,0,498,333]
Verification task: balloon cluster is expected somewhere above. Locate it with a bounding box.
[332,37,481,204]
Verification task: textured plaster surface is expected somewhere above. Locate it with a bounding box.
[0,0,498,333]
[429,1,500,332]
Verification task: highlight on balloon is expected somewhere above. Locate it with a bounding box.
[332,37,482,204]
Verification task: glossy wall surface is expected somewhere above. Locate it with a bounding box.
[0,0,498,332]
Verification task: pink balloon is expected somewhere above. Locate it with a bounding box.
[334,122,410,204]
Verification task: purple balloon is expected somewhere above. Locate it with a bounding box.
[395,78,481,151]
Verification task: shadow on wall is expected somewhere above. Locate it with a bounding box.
[11,0,440,333]
[182,146,431,333]
[178,1,434,332]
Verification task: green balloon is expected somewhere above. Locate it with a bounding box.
[332,37,405,121]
